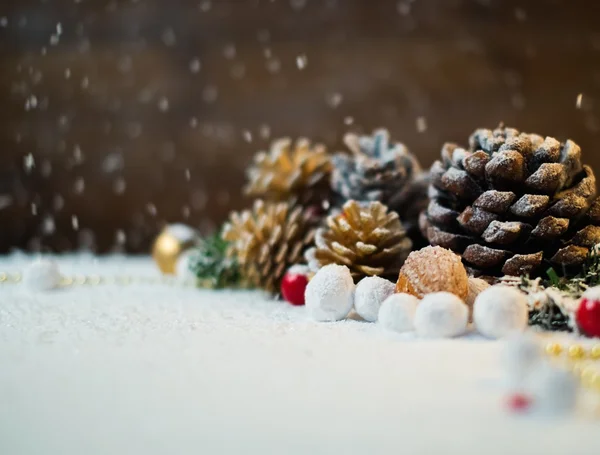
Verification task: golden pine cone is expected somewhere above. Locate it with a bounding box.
[245,138,332,206]
[222,200,315,292]
[305,200,413,281]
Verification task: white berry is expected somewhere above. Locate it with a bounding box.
[414,292,468,338]
[530,362,578,415]
[473,285,528,339]
[23,259,61,291]
[354,276,395,322]
[305,264,355,322]
[378,293,419,333]
[502,333,541,387]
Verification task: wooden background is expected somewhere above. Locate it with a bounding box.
[1,0,600,253]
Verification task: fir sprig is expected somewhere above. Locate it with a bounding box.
[188,233,242,288]
[545,245,600,298]
[508,246,600,332]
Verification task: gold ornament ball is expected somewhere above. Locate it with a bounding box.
[152,224,199,275]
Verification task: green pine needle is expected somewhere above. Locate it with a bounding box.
[187,233,242,289]
[546,267,561,288]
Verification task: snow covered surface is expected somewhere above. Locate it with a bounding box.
[1,254,599,455]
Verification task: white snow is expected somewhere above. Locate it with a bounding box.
[1,255,599,455]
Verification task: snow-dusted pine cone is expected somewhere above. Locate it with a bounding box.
[331,129,428,242]
[306,200,412,281]
[420,125,600,277]
[222,200,316,292]
[244,138,332,207]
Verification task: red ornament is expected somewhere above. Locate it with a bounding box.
[576,295,600,338]
[281,270,309,306]
[506,393,532,413]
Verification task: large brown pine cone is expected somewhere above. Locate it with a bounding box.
[331,129,429,244]
[305,200,412,281]
[222,200,316,292]
[420,125,600,277]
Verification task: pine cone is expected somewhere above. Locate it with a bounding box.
[222,200,315,292]
[331,129,428,242]
[305,200,412,281]
[420,125,600,277]
[245,138,332,207]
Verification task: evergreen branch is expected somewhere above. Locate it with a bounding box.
[188,233,242,289]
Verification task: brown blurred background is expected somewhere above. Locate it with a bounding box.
[1,0,599,253]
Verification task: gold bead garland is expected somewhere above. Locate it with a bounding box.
[0,271,203,288]
[544,341,600,393]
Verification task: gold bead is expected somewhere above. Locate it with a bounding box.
[152,224,199,275]
[0,272,6,283]
[582,367,597,386]
[12,273,22,283]
[593,374,600,392]
[591,345,600,360]
[116,276,131,285]
[572,362,584,377]
[546,343,563,356]
[568,344,586,360]
[60,276,73,287]
[87,275,101,286]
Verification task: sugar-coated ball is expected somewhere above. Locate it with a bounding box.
[378,293,419,333]
[305,264,355,322]
[354,276,396,322]
[23,259,61,291]
[414,292,468,338]
[473,286,528,339]
[502,333,541,388]
[530,362,578,415]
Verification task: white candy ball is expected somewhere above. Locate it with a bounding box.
[414,292,468,338]
[474,286,528,339]
[354,276,396,322]
[502,333,541,387]
[378,293,419,333]
[530,362,578,415]
[305,264,355,322]
[23,259,61,291]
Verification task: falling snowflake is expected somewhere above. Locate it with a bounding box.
[296,54,308,69]
[23,153,35,172]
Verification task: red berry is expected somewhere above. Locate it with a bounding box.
[576,297,600,338]
[281,272,309,306]
[506,393,532,413]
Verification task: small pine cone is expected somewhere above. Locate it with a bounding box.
[245,138,332,207]
[222,200,316,292]
[305,200,413,281]
[421,125,600,277]
[331,129,429,243]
